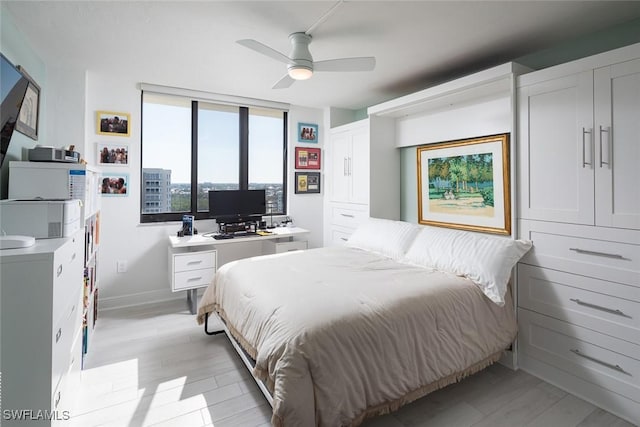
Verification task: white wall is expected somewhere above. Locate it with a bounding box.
[81,71,325,310]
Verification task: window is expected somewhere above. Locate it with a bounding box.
[141,92,287,223]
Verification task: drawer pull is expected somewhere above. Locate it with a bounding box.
[55,328,62,343]
[186,260,203,265]
[569,298,631,318]
[570,349,630,375]
[187,276,203,282]
[569,247,625,259]
[340,237,348,241]
[340,213,355,218]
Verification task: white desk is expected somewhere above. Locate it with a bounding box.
[168,227,309,313]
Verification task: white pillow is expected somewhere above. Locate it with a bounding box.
[346,218,420,260]
[401,225,532,305]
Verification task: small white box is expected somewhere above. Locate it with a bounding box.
[0,199,82,239]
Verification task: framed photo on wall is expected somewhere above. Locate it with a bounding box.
[96,111,130,136]
[295,172,321,194]
[417,133,511,235]
[100,173,129,196]
[297,122,318,143]
[15,66,40,140]
[97,142,129,165]
[295,147,321,169]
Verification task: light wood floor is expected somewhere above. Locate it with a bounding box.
[72,299,636,427]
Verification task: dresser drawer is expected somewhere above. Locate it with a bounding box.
[330,204,368,229]
[518,264,640,344]
[51,291,80,398]
[519,221,639,287]
[329,225,355,246]
[173,250,216,273]
[174,267,215,291]
[52,232,84,325]
[518,308,640,403]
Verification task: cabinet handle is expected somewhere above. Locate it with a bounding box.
[71,252,76,261]
[569,247,625,259]
[340,213,355,218]
[187,276,203,282]
[57,265,63,277]
[599,125,610,168]
[582,127,592,168]
[569,298,630,318]
[54,390,61,409]
[344,158,348,176]
[55,328,62,343]
[187,260,203,265]
[340,237,348,241]
[570,349,630,375]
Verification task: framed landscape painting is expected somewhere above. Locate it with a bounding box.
[417,133,510,235]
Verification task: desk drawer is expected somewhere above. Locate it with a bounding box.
[518,264,639,344]
[519,222,639,287]
[330,204,368,229]
[174,267,215,291]
[518,308,640,403]
[173,250,216,273]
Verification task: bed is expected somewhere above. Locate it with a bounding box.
[197,219,532,426]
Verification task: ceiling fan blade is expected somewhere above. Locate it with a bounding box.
[272,74,295,89]
[313,57,376,72]
[237,39,291,64]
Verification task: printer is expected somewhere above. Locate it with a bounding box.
[0,199,82,239]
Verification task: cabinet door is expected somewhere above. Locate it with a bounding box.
[594,59,640,230]
[518,71,594,225]
[329,131,352,203]
[349,127,370,205]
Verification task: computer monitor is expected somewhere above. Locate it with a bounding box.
[208,189,266,222]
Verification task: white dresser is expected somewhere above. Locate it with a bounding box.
[324,116,398,246]
[0,232,84,426]
[516,42,640,424]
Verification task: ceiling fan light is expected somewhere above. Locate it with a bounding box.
[288,66,313,80]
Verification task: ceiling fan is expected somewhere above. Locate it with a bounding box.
[236,1,376,89]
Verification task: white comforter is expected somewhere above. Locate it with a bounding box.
[197,246,517,426]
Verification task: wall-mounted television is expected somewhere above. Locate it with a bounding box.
[208,189,266,222]
[1,53,30,167]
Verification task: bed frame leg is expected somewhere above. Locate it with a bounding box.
[204,312,224,336]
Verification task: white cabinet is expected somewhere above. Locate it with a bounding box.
[0,233,84,426]
[518,48,640,230]
[329,122,369,205]
[324,117,398,246]
[169,250,217,292]
[515,42,640,425]
[594,59,640,229]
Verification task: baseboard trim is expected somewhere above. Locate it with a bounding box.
[98,289,198,312]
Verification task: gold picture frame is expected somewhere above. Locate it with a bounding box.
[417,134,510,235]
[96,111,130,136]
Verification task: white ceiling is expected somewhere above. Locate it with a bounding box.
[5,1,640,111]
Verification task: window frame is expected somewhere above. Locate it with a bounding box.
[140,94,288,223]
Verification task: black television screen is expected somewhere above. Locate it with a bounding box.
[1,53,30,167]
[208,189,266,220]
